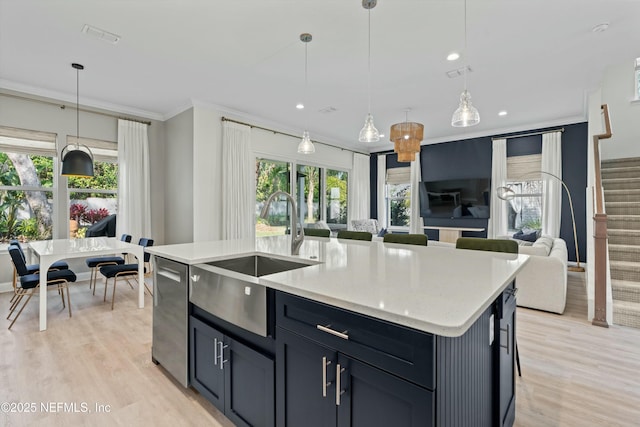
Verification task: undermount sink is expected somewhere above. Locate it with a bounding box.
[206,254,317,277]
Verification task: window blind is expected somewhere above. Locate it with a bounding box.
[386,166,411,184]
[0,126,57,156]
[67,136,117,162]
[507,154,541,181]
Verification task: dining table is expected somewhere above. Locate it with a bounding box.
[28,237,145,331]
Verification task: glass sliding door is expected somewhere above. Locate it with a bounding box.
[255,158,291,236]
[326,169,348,232]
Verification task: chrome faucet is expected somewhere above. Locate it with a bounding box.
[260,191,305,255]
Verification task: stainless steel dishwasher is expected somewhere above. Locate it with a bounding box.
[152,256,189,387]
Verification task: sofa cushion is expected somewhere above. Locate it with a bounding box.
[520,235,554,256]
[513,229,538,242]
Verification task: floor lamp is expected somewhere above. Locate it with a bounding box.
[496,171,584,272]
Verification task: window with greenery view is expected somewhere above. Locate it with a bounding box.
[1,152,55,242]
[255,158,291,237]
[505,180,542,232]
[387,182,411,228]
[296,164,320,225]
[68,161,118,239]
[326,169,348,228]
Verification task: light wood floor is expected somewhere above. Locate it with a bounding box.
[1,274,639,426]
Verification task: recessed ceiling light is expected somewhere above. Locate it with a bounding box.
[498,110,508,116]
[591,22,609,33]
[447,52,460,61]
[81,24,120,44]
[296,103,304,109]
[379,134,385,138]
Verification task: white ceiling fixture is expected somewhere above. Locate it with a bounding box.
[451,0,480,127]
[81,24,121,44]
[297,33,315,154]
[358,0,380,143]
[446,65,473,79]
[296,102,304,109]
[447,52,460,61]
[498,110,508,116]
[591,22,610,33]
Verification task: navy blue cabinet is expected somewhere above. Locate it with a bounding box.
[497,285,517,427]
[277,327,434,427]
[190,316,275,427]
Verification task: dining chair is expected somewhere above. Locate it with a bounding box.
[7,241,69,306]
[99,238,154,310]
[7,245,77,329]
[85,234,132,294]
[383,233,428,246]
[336,230,372,241]
[303,228,330,238]
[455,237,521,377]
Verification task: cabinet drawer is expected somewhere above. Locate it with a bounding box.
[276,292,435,390]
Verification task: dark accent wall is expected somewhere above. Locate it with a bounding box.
[371,122,588,262]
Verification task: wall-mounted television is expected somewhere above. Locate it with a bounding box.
[419,178,490,219]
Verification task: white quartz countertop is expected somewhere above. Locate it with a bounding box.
[147,235,529,337]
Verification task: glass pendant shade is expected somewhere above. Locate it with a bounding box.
[61,145,94,177]
[297,130,315,154]
[358,113,380,143]
[451,91,480,127]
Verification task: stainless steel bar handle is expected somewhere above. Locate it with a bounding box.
[500,324,511,354]
[505,287,518,297]
[321,357,332,397]
[317,324,349,340]
[335,364,345,406]
[158,268,182,283]
[213,338,218,365]
[219,340,229,370]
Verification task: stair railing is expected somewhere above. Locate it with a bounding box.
[592,104,612,327]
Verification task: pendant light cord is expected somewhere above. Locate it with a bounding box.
[304,40,309,130]
[76,66,80,148]
[463,0,468,91]
[367,7,372,114]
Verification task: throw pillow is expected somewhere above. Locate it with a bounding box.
[513,230,538,242]
[377,228,388,237]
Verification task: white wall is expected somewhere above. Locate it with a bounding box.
[164,108,194,244]
[600,61,640,160]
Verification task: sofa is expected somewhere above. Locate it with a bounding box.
[510,236,568,314]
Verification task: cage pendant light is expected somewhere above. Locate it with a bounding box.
[358,0,380,143]
[298,33,315,154]
[451,0,480,127]
[61,63,94,177]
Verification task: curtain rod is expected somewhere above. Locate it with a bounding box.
[492,127,564,141]
[1,92,152,126]
[221,116,370,156]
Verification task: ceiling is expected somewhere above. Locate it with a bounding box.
[1,0,639,152]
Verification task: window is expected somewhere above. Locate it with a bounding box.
[325,169,348,230]
[67,137,118,239]
[506,154,542,232]
[255,158,291,237]
[385,167,411,228]
[255,158,349,236]
[1,131,57,242]
[296,164,320,225]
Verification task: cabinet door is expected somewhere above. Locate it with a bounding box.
[336,354,434,427]
[498,296,516,427]
[190,316,226,410]
[225,338,275,427]
[276,327,338,427]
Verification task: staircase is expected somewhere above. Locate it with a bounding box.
[601,157,640,328]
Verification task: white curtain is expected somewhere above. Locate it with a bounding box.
[348,153,371,224]
[410,154,424,234]
[541,131,562,237]
[117,119,151,243]
[376,154,387,228]
[488,138,508,238]
[222,121,254,240]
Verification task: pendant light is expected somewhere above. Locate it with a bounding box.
[297,33,315,154]
[390,110,423,162]
[61,63,94,177]
[451,0,480,127]
[358,0,380,143]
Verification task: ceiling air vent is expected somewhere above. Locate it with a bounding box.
[446,66,473,79]
[81,24,121,44]
[318,106,338,114]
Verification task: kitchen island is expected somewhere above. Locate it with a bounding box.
[147,235,529,427]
